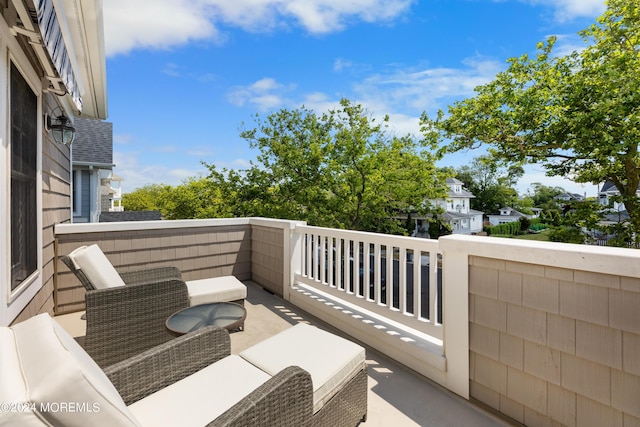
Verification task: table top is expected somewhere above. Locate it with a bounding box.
[166,302,247,335]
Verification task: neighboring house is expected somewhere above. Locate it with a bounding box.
[598,180,640,213]
[109,174,125,212]
[1,0,107,325]
[72,118,115,223]
[440,178,484,235]
[487,206,530,226]
[410,178,484,237]
[554,192,585,202]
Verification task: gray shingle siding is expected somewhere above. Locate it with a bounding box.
[73,117,113,164]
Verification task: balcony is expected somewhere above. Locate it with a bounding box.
[54,218,640,426]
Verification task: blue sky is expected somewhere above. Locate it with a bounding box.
[103,0,606,197]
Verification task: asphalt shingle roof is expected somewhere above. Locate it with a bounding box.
[73,117,113,165]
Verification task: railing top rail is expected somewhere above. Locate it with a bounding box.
[55,217,303,235]
[440,234,640,278]
[295,225,440,250]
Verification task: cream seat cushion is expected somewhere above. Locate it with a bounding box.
[239,323,366,413]
[8,314,139,426]
[0,328,42,426]
[129,355,271,427]
[186,276,247,305]
[69,244,126,289]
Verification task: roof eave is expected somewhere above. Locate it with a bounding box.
[57,0,108,119]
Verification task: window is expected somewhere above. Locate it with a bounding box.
[10,63,38,291]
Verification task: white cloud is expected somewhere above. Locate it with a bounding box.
[224,56,503,137]
[113,133,134,145]
[547,33,588,57]
[114,152,207,193]
[162,63,182,77]
[187,147,215,157]
[104,0,219,56]
[348,57,503,135]
[518,0,605,21]
[227,78,296,111]
[104,0,414,57]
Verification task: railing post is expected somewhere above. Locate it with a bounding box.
[439,235,470,399]
[287,221,305,301]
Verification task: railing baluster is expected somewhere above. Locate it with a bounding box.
[344,239,351,294]
[386,246,394,310]
[399,247,406,313]
[308,234,313,279]
[328,237,334,287]
[413,248,421,320]
[320,234,326,284]
[363,242,371,300]
[336,239,343,291]
[352,240,360,296]
[373,243,381,303]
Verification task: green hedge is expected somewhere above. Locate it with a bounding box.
[487,221,521,236]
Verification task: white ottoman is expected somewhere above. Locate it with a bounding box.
[239,323,366,414]
[185,276,247,306]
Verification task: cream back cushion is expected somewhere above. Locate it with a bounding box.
[69,244,126,289]
[11,314,140,427]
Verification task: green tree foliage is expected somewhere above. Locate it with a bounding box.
[454,155,523,214]
[548,226,586,244]
[122,184,171,212]
[161,177,233,220]
[121,178,233,220]
[528,183,565,209]
[424,0,640,240]
[205,99,448,233]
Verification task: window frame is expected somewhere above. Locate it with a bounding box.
[2,46,44,325]
[72,169,82,217]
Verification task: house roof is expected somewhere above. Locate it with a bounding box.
[554,192,584,200]
[445,178,475,198]
[600,181,640,194]
[99,211,163,222]
[444,211,477,221]
[73,118,113,165]
[489,207,527,218]
[447,188,475,198]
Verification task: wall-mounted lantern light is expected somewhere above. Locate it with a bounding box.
[46,108,76,146]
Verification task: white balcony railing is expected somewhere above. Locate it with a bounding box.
[288,225,469,398]
[292,225,443,339]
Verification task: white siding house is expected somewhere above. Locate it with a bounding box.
[487,206,529,226]
[411,178,484,237]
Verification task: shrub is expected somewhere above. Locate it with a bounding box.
[487,221,521,236]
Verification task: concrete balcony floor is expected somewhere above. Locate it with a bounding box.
[55,281,515,427]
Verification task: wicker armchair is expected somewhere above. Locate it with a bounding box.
[83,277,190,368]
[105,325,368,427]
[3,315,318,426]
[104,326,316,426]
[60,247,245,367]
